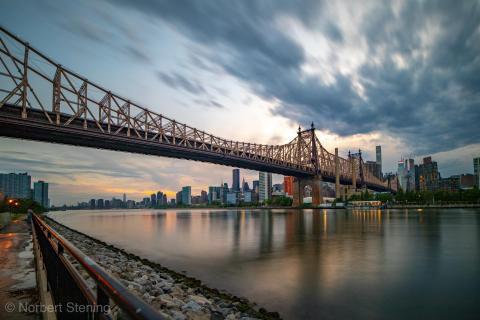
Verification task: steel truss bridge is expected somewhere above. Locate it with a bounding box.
[0,27,393,192]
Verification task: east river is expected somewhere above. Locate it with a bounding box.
[49,208,480,320]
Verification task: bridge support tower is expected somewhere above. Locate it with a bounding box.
[335,147,340,199]
[292,175,323,207]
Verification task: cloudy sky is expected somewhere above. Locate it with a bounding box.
[1,0,479,205]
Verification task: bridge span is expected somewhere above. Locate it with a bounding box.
[0,27,394,205]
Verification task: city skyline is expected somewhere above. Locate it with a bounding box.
[1,1,479,205]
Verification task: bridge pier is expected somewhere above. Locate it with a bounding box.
[292,175,323,207]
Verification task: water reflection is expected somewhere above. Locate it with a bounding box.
[50,208,480,320]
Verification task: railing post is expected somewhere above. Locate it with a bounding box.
[96,285,109,319]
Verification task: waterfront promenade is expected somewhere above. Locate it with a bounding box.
[0,215,38,319]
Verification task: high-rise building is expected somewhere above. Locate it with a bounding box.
[252,180,259,192]
[397,161,405,190]
[232,169,240,192]
[474,157,480,187]
[182,186,192,205]
[176,191,182,205]
[242,179,250,192]
[33,180,49,208]
[226,192,239,205]
[163,194,167,205]
[459,174,476,189]
[284,176,294,196]
[123,193,127,204]
[439,176,460,193]
[259,172,272,203]
[208,186,221,203]
[97,199,104,209]
[142,197,150,206]
[89,199,96,209]
[376,146,382,178]
[157,191,163,206]
[220,183,229,204]
[200,190,208,203]
[397,158,416,192]
[0,172,32,199]
[417,156,440,192]
[150,193,157,207]
[243,190,257,203]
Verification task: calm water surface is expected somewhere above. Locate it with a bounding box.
[50,209,480,319]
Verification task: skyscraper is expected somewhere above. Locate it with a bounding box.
[242,178,250,192]
[232,169,240,192]
[123,193,127,204]
[208,186,221,203]
[259,172,272,203]
[252,180,259,192]
[182,186,192,205]
[397,158,415,192]
[157,191,164,205]
[376,146,382,178]
[33,180,49,208]
[417,156,440,192]
[201,190,208,203]
[176,191,182,205]
[150,193,157,207]
[474,157,480,187]
[0,172,32,199]
[220,182,229,204]
[284,176,294,196]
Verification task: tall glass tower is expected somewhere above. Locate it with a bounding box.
[376,146,382,178]
[232,169,240,192]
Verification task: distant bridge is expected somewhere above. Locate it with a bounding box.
[0,27,394,204]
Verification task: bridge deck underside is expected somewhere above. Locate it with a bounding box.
[0,105,389,192]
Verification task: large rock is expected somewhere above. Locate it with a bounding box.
[188,295,211,306]
[182,300,202,312]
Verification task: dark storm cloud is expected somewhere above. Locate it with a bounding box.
[324,22,344,43]
[115,0,480,154]
[124,45,152,63]
[193,99,225,109]
[58,3,152,65]
[157,71,206,95]
[0,154,139,179]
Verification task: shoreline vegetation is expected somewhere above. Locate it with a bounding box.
[43,215,281,320]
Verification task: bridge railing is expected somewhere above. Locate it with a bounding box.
[32,213,163,320]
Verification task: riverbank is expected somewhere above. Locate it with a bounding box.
[0,214,38,320]
[44,215,281,320]
[387,203,480,209]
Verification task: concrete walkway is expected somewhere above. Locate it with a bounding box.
[0,215,39,319]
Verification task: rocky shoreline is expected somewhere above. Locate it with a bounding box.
[44,215,281,320]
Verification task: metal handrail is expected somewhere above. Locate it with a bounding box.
[33,213,163,320]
